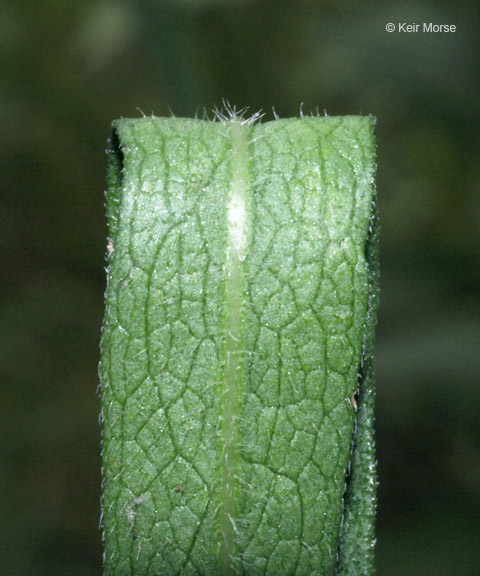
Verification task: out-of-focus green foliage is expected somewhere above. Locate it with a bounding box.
[1,1,479,574]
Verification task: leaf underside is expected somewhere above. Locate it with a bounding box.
[100,115,378,576]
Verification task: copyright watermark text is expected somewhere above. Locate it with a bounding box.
[385,22,456,33]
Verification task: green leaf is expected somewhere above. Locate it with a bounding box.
[100,114,378,575]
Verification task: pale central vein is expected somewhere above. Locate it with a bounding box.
[219,120,249,575]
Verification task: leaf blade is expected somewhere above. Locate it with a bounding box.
[100,115,377,575]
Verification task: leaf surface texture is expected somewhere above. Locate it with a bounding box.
[101,115,377,575]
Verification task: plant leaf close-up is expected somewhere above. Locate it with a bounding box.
[100,114,378,575]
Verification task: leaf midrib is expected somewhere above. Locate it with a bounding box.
[219,120,250,574]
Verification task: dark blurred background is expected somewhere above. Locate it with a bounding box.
[1,1,479,574]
